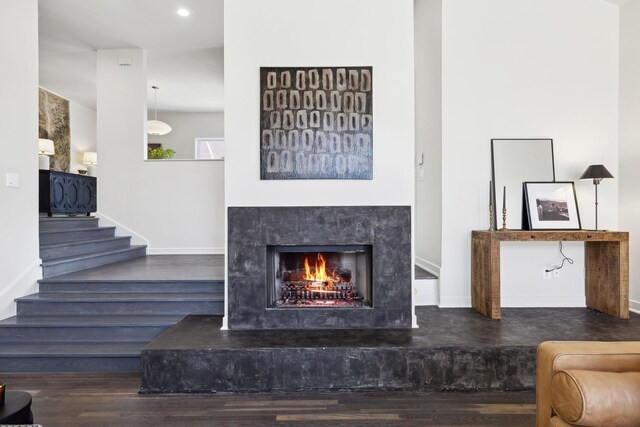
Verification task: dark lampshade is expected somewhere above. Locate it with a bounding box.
[579,164,614,180]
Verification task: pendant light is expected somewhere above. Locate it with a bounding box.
[147,85,172,136]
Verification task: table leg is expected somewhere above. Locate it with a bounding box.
[585,240,629,319]
[472,234,501,319]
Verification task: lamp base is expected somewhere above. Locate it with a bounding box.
[38,154,50,170]
[87,164,97,177]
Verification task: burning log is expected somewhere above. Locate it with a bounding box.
[283,267,352,283]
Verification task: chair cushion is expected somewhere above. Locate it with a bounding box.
[551,369,640,427]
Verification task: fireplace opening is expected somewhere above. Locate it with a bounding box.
[267,245,372,308]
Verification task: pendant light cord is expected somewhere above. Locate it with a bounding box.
[152,85,159,120]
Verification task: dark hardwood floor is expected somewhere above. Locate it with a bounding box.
[1,373,535,426]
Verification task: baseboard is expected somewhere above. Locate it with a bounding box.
[438,295,586,309]
[501,295,586,307]
[415,256,440,277]
[0,259,41,319]
[413,279,439,306]
[438,295,472,308]
[147,247,225,255]
[95,212,150,248]
[630,299,640,314]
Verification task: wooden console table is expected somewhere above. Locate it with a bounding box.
[471,230,629,320]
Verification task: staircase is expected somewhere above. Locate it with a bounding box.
[39,217,146,278]
[0,217,224,373]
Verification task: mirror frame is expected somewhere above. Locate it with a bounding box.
[491,138,556,230]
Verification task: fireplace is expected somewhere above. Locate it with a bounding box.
[228,206,411,329]
[267,245,372,309]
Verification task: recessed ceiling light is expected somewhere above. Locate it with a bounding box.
[176,8,190,17]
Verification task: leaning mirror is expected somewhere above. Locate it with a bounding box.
[491,139,555,229]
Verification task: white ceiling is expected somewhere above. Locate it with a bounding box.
[38,0,224,112]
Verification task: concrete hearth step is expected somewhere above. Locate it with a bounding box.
[39,226,116,245]
[0,341,145,373]
[38,217,99,231]
[39,236,132,261]
[41,245,147,278]
[16,291,224,315]
[0,314,184,342]
[39,278,224,293]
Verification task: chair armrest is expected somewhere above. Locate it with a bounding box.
[536,341,640,427]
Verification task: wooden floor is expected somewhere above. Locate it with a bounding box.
[2,373,535,426]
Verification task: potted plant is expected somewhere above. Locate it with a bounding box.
[147,146,176,159]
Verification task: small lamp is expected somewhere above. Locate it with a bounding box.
[579,164,614,230]
[38,138,55,170]
[83,151,98,177]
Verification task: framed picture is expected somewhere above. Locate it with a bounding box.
[523,182,581,230]
[259,66,373,180]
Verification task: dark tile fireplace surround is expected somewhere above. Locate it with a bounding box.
[228,206,412,330]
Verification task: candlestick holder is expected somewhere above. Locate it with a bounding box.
[500,208,509,231]
[489,205,495,231]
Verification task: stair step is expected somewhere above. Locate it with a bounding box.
[40,236,132,261]
[42,245,147,278]
[39,217,99,231]
[0,341,145,372]
[0,315,183,342]
[39,226,116,245]
[16,292,224,315]
[39,279,225,293]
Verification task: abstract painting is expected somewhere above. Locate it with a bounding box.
[260,67,373,180]
[39,88,70,172]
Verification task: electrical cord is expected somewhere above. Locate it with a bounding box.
[545,241,574,272]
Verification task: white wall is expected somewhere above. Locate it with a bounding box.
[440,0,619,307]
[619,0,640,312]
[69,101,97,173]
[414,0,442,280]
[0,0,41,319]
[148,111,224,159]
[225,0,415,208]
[97,49,225,254]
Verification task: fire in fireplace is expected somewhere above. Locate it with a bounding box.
[267,245,372,308]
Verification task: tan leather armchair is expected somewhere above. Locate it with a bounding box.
[537,341,640,427]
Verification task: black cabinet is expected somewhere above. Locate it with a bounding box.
[39,170,97,216]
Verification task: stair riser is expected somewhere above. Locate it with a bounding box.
[39,281,224,293]
[0,326,169,342]
[40,228,115,245]
[40,238,131,261]
[39,218,99,231]
[42,247,147,278]
[0,356,140,373]
[17,301,224,316]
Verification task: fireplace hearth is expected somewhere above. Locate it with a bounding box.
[268,245,372,308]
[228,206,411,330]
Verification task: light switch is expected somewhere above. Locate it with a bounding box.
[6,173,19,187]
[418,168,424,181]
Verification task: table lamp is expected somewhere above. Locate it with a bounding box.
[38,138,55,170]
[83,152,98,177]
[579,164,613,230]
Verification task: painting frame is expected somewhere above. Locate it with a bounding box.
[259,66,373,180]
[523,181,581,230]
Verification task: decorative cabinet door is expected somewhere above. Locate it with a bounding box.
[76,177,97,212]
[40,170,97,215]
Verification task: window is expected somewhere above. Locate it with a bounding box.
[195,137,225,160]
